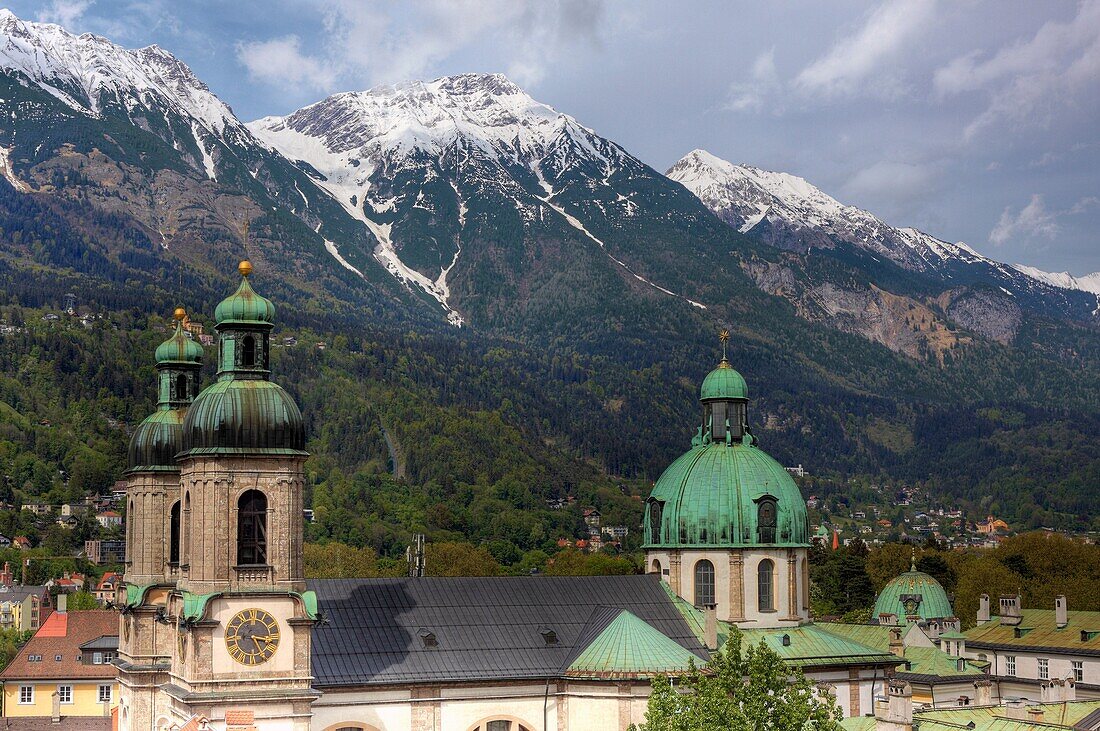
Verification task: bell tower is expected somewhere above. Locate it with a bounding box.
[118,308,203,731]
[162,263,317,731]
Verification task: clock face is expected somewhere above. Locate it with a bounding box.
[224,608,280,666]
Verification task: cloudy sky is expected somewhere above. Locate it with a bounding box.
[15,0,1100,274]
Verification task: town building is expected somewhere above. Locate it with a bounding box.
[84,540,126,565]
[961,594,1100,701]
[0,565,51,632]
[0,604,118,723]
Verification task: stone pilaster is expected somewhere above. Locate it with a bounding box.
[728,552,745,622]
[669,551,682,597]
[783,549,801,621]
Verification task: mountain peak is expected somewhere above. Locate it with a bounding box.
[0,9,238,134]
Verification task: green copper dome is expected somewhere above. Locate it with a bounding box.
[214,261,275,326]
[873,570,955,625]
[155,312,204,364]
[700,361,748,400]
[181,378,306,456]
[644,442,808,548]
[127,408,186,473]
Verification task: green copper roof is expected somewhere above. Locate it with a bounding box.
[214,263,275,327]
[873,570,955,624]
[700,361,748,400]
[126,408,186,473]
[964,608,1100,652]
[182,378,306,456]
[738,625,901,669]
[155,317,204,364]
[814,624,985,680]
[645,442,808,548]
[565,608,702,679]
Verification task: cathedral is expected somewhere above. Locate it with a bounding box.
[117,263,915,731]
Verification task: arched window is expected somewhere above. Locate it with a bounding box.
[648,500,662,543]
[757,497,777,543]
[175,373,187,401]
[182,491,190,565]
[694,559,715,608]
[168,501,180,564]
[650,558,662,575]
[241,335,256,367]
[758,559,775,611]
[237,490,267,565]
[468,720,533,731]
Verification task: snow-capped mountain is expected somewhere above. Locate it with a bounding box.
[668,149,1099,322]
[1012,265,1100,296]
[0,9,249,169]
[249,74,716,324]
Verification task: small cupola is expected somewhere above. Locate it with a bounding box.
[213,261,275,379]
[127,307,204,473]
[698,329,749,445]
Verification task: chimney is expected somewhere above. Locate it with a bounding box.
[1028,708,1045,724]
[998,594,1021,626]
[889,627,905,658]
[973,679,992,706]
[1040,679,1066,704]
[57,593,67,613]
[704,604,718,650]
[1056,595,1068,629]
[876,681,913,731]
[1004,698,1027,720]
[977,594,990,624]
[52,690,61,724]
[0,561,11,586]
[879,613,898,627]
[1066,677,1077,702]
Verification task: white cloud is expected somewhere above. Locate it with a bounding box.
[935,1,1100,139]
[842,160,939,204]
[794,0,937,97]
[727,48,779,111]
[37,0,93,27]
[990,194,1060,246]
[236,35,335,91]
[236,0,606,96]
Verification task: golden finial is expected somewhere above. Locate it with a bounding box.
[238,260,253,278]
[173,307,187,322]
[911,546,917,572]
[718,328,731,369]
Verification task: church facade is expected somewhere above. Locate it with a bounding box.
[118,266,905,731]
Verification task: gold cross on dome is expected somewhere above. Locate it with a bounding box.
[719,329,730,364]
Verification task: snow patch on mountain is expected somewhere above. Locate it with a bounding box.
[1012,265,1100,296]
[0,145,28,191]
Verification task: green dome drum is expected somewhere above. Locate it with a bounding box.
[128,409,187,472]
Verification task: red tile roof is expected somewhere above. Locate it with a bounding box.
[0,610,118,680]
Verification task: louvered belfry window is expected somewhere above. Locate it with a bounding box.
[237,490,268,565]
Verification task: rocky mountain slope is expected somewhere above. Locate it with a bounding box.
[668,149,1100,332]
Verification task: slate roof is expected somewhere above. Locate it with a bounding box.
[307,575,708,687]
[965,610,1100,655]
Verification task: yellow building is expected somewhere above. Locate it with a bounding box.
[0,608,118,722]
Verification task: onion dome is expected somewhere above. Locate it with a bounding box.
[127,307,203,474]
[214,260,275,327]
[644,331,807,549]
[181,262,306,458]
[155,308,204,364]
[873,560,955,625]
[127,409,187,473]
[182,379,306,456]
